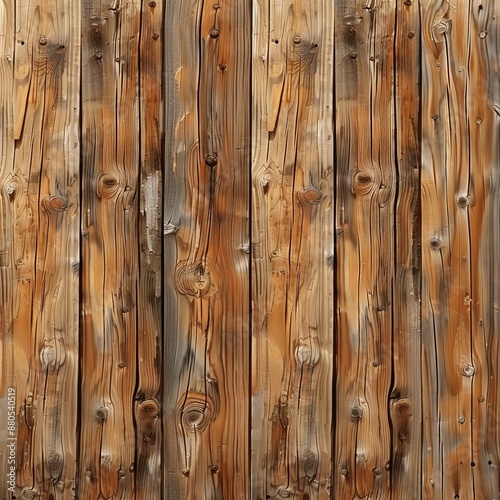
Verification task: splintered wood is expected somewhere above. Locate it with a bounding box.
[1,1,500,499]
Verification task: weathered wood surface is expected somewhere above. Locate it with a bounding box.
[1,0,81,497]
[251,0,334,497]
[163,0,251,499]
[1,1,500,499]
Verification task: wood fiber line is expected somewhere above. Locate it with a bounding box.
[420,0,474,497]
[135,0,163,497]
[334,1,396,498]
[163,0,251,498]
[79,0,140,497]
[0,0,17,492]
[3,0,81,497]
[250,0,334,498]
[391,1,422,498]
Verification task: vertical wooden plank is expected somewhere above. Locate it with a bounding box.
[420,0,474,497]
[0,0,16,494]
[135,0,163,497]
[469,1,500,497]
[4,0,81,497]
[251,0,334,497]
[391,1,422,498]
[163,0,251,498]
[79,0,140,497]
[334,2,395,498]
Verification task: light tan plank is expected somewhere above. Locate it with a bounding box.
[5,0,81,497]
[0,0,16,493]
[251,0,334,497]
[420,0,474,497]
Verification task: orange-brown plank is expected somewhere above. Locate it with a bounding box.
[420,0,473,497]
[334,2,395,498]
[163,0,251,498]
[135,0,163,497]
[391,1,422,497]
[79,0,140,497]
[250,0,334,497]
[4,0,81,497]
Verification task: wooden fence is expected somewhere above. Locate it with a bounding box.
[0,0,499,498]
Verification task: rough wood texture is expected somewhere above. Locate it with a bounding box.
[136,1,163,497]
[391,1,422,497]
[2,0,81,497]
[420,1,475,497]
[334,2,395,497]
[2,2,500,499]
[163,0,251,498]
[79,0,140,497]
[251,0,334,497]
[0,0,16,491]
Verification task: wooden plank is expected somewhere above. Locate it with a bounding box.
[79,0,140,497]
[135,0,163,497]
[3,1,81,497]
[0,0,16,494]
[391,1,422,498]
[333,2,395,498]
[420,1,474,497]
[250,0,334,497]
[469,1,500,497]
[163,0,251,498]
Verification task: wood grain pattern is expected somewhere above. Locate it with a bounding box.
[1,2,500,499]
[4,1,81,497]
[391,1,422,497]
[79,0,140,497]
[163,0,251,498]
[0,0,16,492]
[251,0,334,497]
[136,0,163,497]
[420,1,475,497]
[334,2,395,497]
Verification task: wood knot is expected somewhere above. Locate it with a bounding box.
[430,237,442,249]
[295,337,320,367]
[462,365,475,377]
[209,464,219,474]
[433,20,449,37]
[178,391,217,432]
[175,260,215,297]
[350,405,363,419]
[297,186,323,206]
[341,467,349,476]
[95,406,109,422]
[352,170,375,196]
[39,36,47,45]
[293,35,301,43]
[40,339,65,369]
[204,154,218,167]
[137,398,160,418]
[209,28,220,39]
[44,196,68,213]
[97,173,120,198]
[457,196,469,208]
